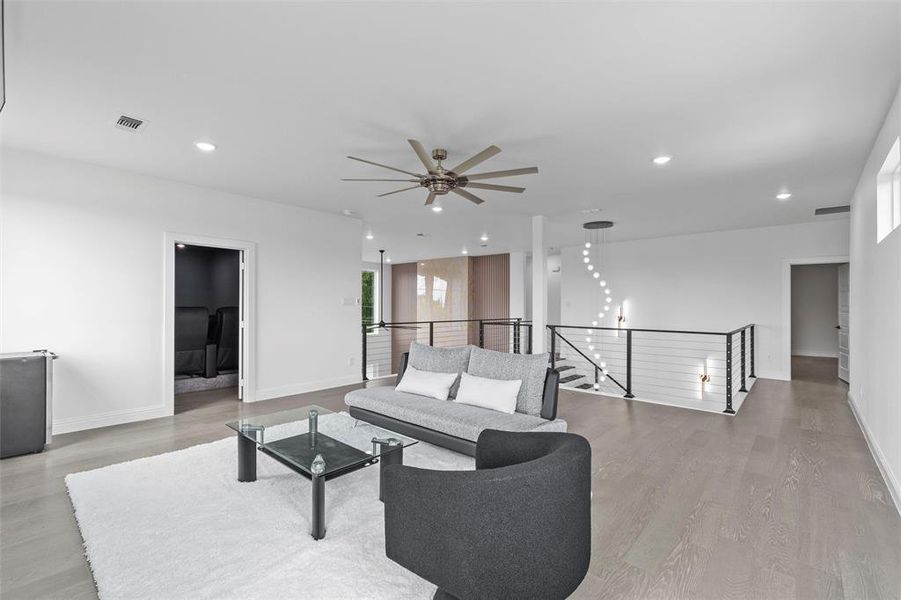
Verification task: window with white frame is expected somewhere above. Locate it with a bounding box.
[876,137,901,243]
[362,269,378,325]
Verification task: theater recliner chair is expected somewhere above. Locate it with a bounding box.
[174,307,210,377]
[215,306,240,373]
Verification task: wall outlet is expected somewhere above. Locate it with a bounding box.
[348,356,355,366]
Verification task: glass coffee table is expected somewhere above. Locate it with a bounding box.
[226,405,417,540]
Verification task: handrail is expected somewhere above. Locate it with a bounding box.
[364,317,523,326]
[551,328,628,394]
[549,323,754,337]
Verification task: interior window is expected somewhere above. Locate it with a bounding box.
[876,137,901,243]
[361,270,377,324]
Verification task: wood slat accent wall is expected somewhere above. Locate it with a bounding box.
[468,253,511,350]
[391,262,419,372]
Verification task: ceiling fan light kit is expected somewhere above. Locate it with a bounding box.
[343,139,538,207]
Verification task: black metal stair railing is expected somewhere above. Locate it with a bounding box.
[361,318,532,382]
[361,317,755,414]
[548,323,755,414]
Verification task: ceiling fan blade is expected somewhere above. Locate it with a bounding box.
[449,145,502,175]
[464,167,539,181]
[341,178,420,182]
[452,188,485,205]
[464,182,525,193]
[408,139,436,173]
[377,185,421,197]
[347,156,422,177]
[425,192,437,206]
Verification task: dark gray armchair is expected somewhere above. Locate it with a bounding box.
[382,429,592,600]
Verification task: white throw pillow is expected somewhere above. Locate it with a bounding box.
[453,372,522,414]
[395,365,459,401]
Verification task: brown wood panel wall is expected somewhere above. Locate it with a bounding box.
[390,262,418,372]
[467,253,511,350]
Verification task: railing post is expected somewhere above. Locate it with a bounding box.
[749,325,756,378]
[429,321,434,346]
[724,333,735,414]
[361,323,368,382]
[513,318,521,354]
[478,320,484,348]
[739,328,748,392]
[549,326,556,370]
[527,325,533,354]
[624,329,634,399]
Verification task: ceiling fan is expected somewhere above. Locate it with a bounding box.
[343,139,538,206]
[365,250,419,333]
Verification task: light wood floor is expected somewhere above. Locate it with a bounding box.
[1,357,898,599]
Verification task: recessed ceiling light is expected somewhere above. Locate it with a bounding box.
[480,233,489,242]
[461,248,468,255]
[341,209,358,217]
[652,155,672,165]
[386,257,392,263]
[176,243,186,249]
[432,204,443,213]
[776,191,792,201]
[365,232,374,240]
[195,141,216,152]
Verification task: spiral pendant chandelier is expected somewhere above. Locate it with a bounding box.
[582,221,615,390]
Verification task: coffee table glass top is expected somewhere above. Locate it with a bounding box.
[226,405,417,478]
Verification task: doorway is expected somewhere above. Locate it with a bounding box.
[164,233,256,415]
[787,260,849,382]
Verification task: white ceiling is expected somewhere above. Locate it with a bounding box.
[2,1,899,262]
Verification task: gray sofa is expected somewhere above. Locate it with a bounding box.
[345,344,567,456]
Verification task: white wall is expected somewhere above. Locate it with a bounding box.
[547,253,562,325]
[0,148,362,433]
[848,83,901,511]
[560,220,850,380]
[509,251,526,319]
[791,263,840,357]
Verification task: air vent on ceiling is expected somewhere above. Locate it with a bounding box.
[114,115,145,132]
[815,205,850,216]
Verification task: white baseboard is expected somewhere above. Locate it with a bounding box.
[53,404,170,435]
[254,375,362,402]
[848,392,901,516]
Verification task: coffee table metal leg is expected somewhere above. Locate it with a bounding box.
[237,434,256,482]
[379,445,404,502]
[311,474,325,540]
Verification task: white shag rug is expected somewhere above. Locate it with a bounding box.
[65,412,474,600]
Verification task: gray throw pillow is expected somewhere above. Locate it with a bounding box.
[466,347,550,416]
[407,342,474,398]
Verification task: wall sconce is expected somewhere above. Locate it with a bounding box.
[616,305,626,326]
[699,374,711,383]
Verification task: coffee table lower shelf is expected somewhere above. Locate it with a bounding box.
[235,431,406,540]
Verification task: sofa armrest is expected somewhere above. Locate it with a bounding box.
[395,352,409,386]
[541,368,559,420]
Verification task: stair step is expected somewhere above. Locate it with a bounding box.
[555,365,575,372]
[559,374,585,384]
[575,383,596,390]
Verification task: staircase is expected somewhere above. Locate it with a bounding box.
[551,355,595,390]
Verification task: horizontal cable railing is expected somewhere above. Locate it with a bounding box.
[362,318,754,414]
[548,324,754,414]
[362,318,532,382]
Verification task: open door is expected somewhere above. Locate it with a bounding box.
[238,250,245,400]
[837,263,849,382]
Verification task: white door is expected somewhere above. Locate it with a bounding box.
[238,250,245,400]
[837,263,849,382]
